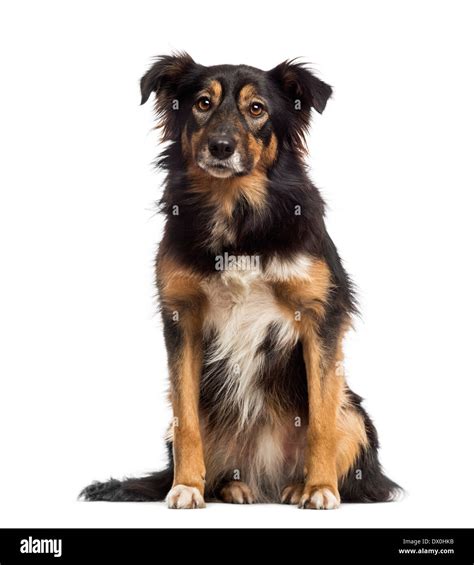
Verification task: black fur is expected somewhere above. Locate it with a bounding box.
[80,443,173,502]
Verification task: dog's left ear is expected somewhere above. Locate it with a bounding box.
[269,60,332,113]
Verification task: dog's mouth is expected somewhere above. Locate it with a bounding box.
[197,160,240,178]
[203,163,234,178]
[196,151,247,178]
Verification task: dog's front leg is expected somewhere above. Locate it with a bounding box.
[158,256,207,509]
[271,257,343,509]
[300,334,343,510]
[166,328,206,509]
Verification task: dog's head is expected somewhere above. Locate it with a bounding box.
[141,52,332,178]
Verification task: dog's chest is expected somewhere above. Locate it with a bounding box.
[202,265,296,364]
[200,255,311,426]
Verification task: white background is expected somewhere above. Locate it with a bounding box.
[1,0,473,528]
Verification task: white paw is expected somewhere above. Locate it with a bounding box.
[299,487,340,510]
[166,484,206,509]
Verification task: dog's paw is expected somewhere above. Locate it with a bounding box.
[298,486,340,510]
[281,483,304,504]
[219,481,255,504]
[166,484,205,509]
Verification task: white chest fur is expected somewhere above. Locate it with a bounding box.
[201,253,312,428]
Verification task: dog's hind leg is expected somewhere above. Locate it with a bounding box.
[281,392,400,505]
[337,390,402,502]
[217,481,256,504]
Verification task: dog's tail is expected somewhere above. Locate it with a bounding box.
[80,444,174,502]
[80,466,173,502]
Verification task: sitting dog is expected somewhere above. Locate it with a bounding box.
[82,53,399,509]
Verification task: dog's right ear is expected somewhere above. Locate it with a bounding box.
[140,52,198,141]
[140,52,196,105]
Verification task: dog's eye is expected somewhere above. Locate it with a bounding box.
[196,96,212,112]
[249,102,264,117]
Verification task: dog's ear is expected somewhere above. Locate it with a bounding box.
[140,52,196,105]
[268,60,332,155]
[140,52,197,140]
[268,60,332,114]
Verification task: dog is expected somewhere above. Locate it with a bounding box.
[81,53,400,509]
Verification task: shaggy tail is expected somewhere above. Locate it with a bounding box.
[80,466,173,502]
[80,443,174,502]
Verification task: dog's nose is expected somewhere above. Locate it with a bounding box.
[208,137,236,160]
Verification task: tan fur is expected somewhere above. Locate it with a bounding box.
[158,254,206,316]
[169,337,206,492]
[157,254,208,494]
[271,258,333,323]
[188,165,268,216]
[238,84,261,106]
[302,336,343,501]
[208,79,223,103]
[333,325,368,478]
[336,394,369,478]
[261,132,278,167]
